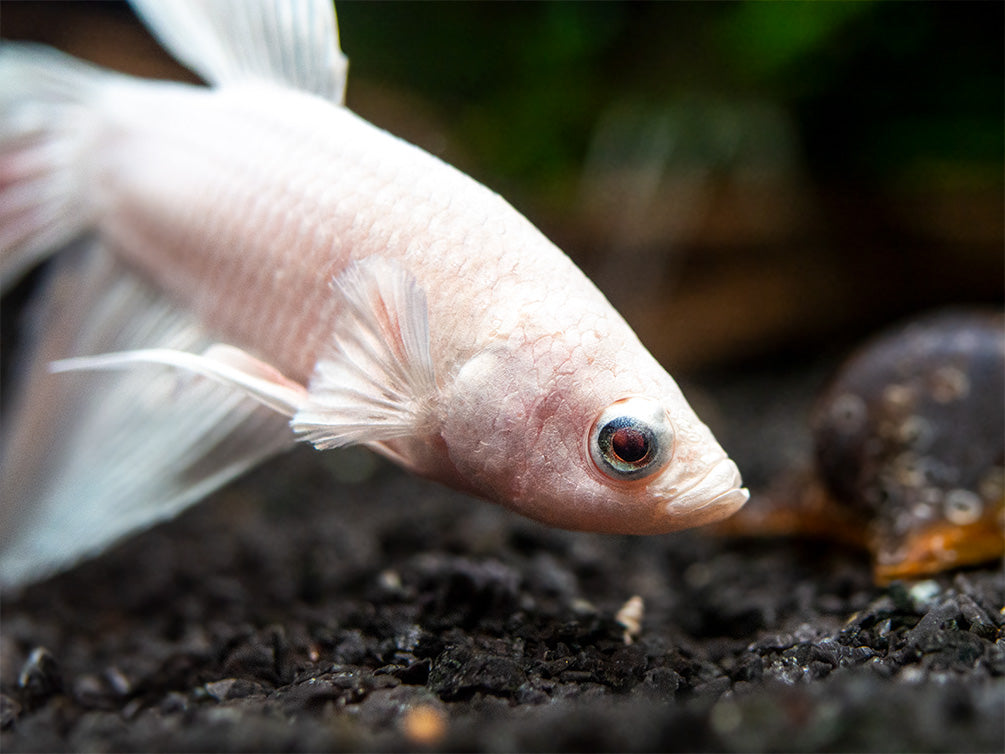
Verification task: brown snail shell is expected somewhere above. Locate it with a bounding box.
[811,309,1003,582]
[717,309,1004,585]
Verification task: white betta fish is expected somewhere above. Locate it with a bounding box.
[0,1,747,586]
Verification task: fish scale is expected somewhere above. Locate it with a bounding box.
[0,0,747,586]
[96,81,622,415]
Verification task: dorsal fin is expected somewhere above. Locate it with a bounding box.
[129,0,348,102]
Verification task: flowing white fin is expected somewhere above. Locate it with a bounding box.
[129,0,348,102]
[292,258,438,449]
[0,244,296,587]
[52,346,309,418]
[0,44,108,291]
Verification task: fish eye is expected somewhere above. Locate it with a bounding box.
[589,397,674,480]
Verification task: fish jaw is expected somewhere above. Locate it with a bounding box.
[654,456,749,532]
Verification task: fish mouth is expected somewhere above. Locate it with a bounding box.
[695,486,749,518]
[661,456,749,528]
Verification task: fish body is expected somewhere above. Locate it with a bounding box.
[0,1,747,586]
[89,80,599,387]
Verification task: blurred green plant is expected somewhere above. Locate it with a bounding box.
[336,1,1003,193]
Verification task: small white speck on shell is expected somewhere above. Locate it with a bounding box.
[978,467,1004,502]
[943,489,983,525]
[929,365,970,403]
[881,383,914,412]
[896,415,934,449]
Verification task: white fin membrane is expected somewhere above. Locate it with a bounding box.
[129,0,348,102]
[0,44,108,292]
[293,258,437,449]
[52,346,308,419]
[0,244,296,588]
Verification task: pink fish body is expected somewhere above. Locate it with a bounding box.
[0,1,747,585]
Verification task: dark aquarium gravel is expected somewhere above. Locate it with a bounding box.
[2,434,1002,752]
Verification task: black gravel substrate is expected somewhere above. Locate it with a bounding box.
[2,431,1002,752]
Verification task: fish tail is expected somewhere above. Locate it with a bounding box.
[0,0,350,588]
[0,43,107,292]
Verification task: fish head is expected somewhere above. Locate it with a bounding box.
[440,338,748,534]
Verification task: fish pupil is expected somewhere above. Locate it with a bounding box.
[611,427,649,464]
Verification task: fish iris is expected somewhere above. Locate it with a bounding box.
[611,427,649,463]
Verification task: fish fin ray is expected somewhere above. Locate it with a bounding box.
[292,258,437,449]
[52,346,309,418]
[0,44,107,291]
[129,0,348,102]
[0,244,296,587]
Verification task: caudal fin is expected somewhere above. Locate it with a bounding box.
[0,44,107,291]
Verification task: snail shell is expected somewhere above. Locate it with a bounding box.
[811,309,1004,582]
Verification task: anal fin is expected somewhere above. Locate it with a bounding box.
[0,243,296,587]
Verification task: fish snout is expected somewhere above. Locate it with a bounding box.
[661,456,749,528]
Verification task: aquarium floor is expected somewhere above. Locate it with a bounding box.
[2,375,1002,753]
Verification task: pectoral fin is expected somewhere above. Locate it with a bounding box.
[292,258,438,449]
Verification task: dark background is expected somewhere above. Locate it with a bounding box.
[4,1,1002,374]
